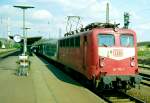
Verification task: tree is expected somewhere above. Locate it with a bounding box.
[146,44,150,48]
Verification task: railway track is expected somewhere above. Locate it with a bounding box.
[138,64,150,69]
[98,90,145,103]
[0,49,19,60]
[139,73,150,86]
[140,73,150,81]
[138,64,150,86]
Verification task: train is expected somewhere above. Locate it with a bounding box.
[33,23,142,90]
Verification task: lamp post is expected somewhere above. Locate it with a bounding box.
[13,5,34,55]
[48,21,50,39]
[25,27,30,53]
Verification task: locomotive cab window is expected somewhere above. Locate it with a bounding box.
[98,34,115,47]
[120,34,134,47]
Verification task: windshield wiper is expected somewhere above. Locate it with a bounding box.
[102,43,108,47]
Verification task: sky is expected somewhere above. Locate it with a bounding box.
[0,0,150,42]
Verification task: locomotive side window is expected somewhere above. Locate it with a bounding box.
[98,34,115,47]
[120,34,134,47]
[59,37,80,48]
[66,39,69,47]
[75,36,80,47]
[70,38,74,47]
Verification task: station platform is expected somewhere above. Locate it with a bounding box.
[0,53,106,103]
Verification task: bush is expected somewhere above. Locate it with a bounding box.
[0,41,2,48]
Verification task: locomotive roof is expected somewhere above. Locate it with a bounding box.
[62,22,136,39]
[59,27,136,40]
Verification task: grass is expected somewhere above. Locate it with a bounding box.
[138,49,150,66]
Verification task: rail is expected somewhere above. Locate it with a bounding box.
[139,73,150,86]
[98,90,145,103]
[0,49,19,59]
[138,64,150,69]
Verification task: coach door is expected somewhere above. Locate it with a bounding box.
[83,36,87,70]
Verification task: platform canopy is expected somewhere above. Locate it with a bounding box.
[9,36,42,45]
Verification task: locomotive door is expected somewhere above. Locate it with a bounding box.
[83,36,87,70]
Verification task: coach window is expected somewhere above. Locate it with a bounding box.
[61,40,63,47]
[59,40,62,47]
[65,39,67,47]
[59,40,61,47]
[120,34,134,47]
[98,34,115,47]
[62,40,65,47]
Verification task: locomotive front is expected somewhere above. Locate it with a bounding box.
[93,28,141,89]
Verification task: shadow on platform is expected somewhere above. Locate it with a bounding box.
[39,57,82,87]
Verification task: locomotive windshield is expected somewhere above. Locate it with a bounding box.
[98,34,115,47]
[120,34,134,47]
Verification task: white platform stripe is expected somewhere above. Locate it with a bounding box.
[98,47,135,60]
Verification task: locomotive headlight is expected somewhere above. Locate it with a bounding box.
[130,57,135,67]
[99,57,105,67]
[100,62,105,67]
[131,61,135,67]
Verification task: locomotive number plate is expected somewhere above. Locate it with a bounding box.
[112,49,123,57]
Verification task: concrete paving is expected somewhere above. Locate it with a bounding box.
[0,54,106,103]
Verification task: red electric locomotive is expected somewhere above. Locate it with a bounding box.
[33,3,141,90]
[57,23,141,89]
